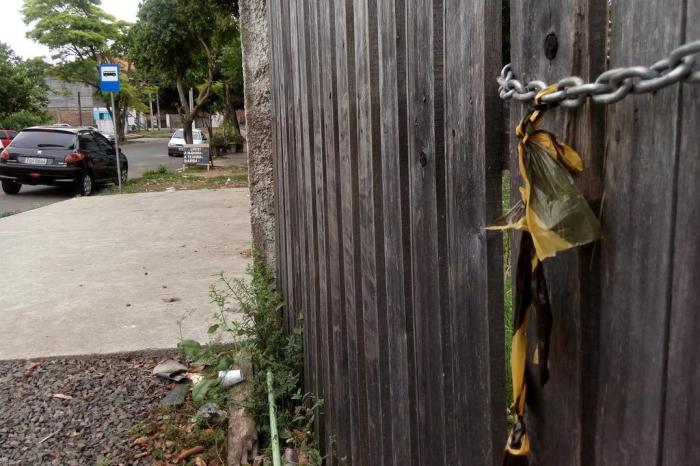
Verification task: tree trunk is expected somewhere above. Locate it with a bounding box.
[183,119,194,145]
[224,83,242,141]
[106,101,126,143]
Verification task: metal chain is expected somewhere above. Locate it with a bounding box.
[498,39,700,108]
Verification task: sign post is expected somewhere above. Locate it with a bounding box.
[99,64,122,192]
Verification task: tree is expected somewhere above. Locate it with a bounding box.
[130,0,238,144]
[217,21,244,140]
[0,42,50,129]
[22,0,142,141]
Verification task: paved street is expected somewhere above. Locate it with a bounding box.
[0,138,182,215]
[0,188,252,360]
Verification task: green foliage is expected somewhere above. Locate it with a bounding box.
[225,126,245,145]
[0,110,50,131]
[22,0,145,140]
[129,0,196,84]
[0,43,50,130]
[22,0,125,85]
[210,259,322,453]
[131,0,243,142]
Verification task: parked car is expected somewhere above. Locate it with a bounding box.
[84,126,115,143]
[167,129,208,157]
[0,129,18,148]
[0,126,128,196]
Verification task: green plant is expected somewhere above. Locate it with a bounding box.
[225,126,245,146]
[209,258,322,457]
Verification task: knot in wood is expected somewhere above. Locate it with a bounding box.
[544,33,558,60]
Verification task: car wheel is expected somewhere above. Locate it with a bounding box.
[75,171,94,196]
[1,180,21,195]
[120,165,128,184]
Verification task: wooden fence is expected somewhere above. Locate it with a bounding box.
[266,0,699,465]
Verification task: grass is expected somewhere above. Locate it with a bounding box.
[101,165,248,195]
[0,211,17,219]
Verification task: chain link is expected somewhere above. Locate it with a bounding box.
[498,40,700,108]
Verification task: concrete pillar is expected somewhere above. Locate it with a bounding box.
[239,0,276,270]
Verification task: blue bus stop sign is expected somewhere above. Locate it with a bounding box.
[99,64,121,93]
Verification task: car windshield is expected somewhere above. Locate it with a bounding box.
[10,130,76,149]
[173,130,184,138]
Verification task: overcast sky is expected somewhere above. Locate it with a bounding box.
[0,0,141,60]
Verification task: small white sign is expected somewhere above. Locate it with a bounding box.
[100,65,120,82]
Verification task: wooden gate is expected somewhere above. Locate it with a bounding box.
[266,0,700,464]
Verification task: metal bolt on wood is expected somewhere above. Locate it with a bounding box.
[498,39,700,107]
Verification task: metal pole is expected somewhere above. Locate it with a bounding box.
[77,91,83,126]
[189,87,195,132]
[267,370,282,466]
[111,92,122,193]
[155,89,161,130]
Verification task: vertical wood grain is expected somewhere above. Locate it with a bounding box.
[508,1,607,464]
[318,0,346,461]
[662,3,700,465]
[376,0,416,463]
[353,0,387,462]
[406,0,447,463]
[297,0,320,416]
[597,1,684,463]
[333,0,365,462]
[444,1,505,464]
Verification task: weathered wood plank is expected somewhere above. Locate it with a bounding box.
[661,2,700,465]
[376,0,416,463]
[596,1,685,464]
[269,0,288,303]
[296,0,320,414]
[306,0,330,445]
[406,0,447,463]
[508,1,607,464]
[318,0,346,461]
[333,0,365,462]
[353,0,387,462]
[288,0,305,329]
[443,1,504,464]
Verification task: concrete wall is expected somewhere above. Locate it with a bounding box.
[239,0,276,270]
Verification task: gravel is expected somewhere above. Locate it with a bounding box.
[0,351,178,465]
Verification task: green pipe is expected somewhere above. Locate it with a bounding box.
[267,369,282,466]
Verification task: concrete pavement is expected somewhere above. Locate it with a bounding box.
[0,188,252,360]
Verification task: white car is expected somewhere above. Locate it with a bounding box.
[168,129,208,157]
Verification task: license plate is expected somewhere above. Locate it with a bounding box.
[23,157,48,165]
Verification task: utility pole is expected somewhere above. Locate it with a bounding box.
[156,89,162,130]
[77,91,83,126]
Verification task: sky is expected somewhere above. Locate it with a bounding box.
[0,0,141,60]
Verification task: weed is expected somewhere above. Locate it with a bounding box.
[163,256,322,464]
[100,166,248,195]
[206,257,323,461]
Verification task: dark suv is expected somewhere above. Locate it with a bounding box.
[0,127,127,196]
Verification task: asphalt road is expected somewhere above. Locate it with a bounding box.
[0,138,182,215]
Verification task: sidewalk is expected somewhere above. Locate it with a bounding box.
[0,188,252,360]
